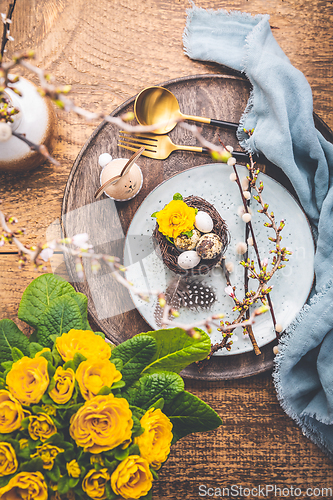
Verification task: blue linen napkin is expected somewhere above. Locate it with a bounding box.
[183,3,333,459]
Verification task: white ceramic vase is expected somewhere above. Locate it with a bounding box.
[0,76,57,172]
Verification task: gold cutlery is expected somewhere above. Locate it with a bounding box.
[134,86,238,135]
[118,132,249,161]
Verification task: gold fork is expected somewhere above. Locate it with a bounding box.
[118,132,249,161]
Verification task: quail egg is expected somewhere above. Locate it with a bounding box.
[196,233,223,260]
[194,211,214,233]
[177,250,201,270]
[174,229,201,251]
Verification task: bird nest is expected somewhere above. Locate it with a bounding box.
[153,195,230,276]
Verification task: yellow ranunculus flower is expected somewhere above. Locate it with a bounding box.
[0,390,25,433]
[49,366,75,404]
[0,442,18,476]
[111,455,153,500]
[28,413,57,442]
[66,459,81,478]
[70,394,133,453]
[82,468,110,500]
[41,403,57,416]
[156,199,196,239]
[0,471,48,500]
[56,329,111,362]
[30,443,64,470]
[134,408,173,469]
[6,356,49,405]
[76,359,122,400]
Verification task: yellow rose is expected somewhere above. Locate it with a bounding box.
[66,459,81,478]
[28,413,57,442]
[30,443,64,470]
[49,366,75,404]
[156,199,196,239]
[56,329,111,362]
[0,442,18,476]
[111,455,153,500]
[0,471,48,500]
[70,394,132,453]
[6,356,49,405]
[82,468,110,500]
[0,390,25,433]
[135,408,173,469]
[76,359,122,400]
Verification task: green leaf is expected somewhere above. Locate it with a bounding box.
[128,372,184,409]
[36,295,84,348]
[140,328,211,374]
[173,193,183,200]
[58,475,71,495]
[148,397,164,411]
[151,211,158,217]
[131,415,145,438]
[71,293,92,330]
[181,230,193,238]
[18,273,76,328]
[19,457,44,472]
[11,347,24,362]
[29,342,46,358]
[0,319,30,362]
[165,235,174,244]
[194,208,198,214]
[97,386,111,396]
[1,360,13,371]
[73,352,87,370]
[129,405,145,420]
[111,336,157,386]
[164,391,222,443]
[128,443,140,456]
[111,358,123,371]
[46,463,61,482]
[111,380,125,390]
[114,446,129,461]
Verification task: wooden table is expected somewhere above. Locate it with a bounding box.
[1,0,332,497]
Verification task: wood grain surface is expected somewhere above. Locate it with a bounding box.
[1,0,333,497]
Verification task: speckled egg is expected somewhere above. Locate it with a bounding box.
[194,211,214,233]
[174,229,202,252]
[196,233,223,260]
[177,250,201,270]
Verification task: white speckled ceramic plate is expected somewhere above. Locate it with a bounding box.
[123,163,314,356]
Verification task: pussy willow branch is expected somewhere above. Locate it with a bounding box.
[160,304,266,338]
[232,160,277,340]
[11,131,60,166]
[207,140,290,355]
[0,0,16,59]
[1,211,243,338]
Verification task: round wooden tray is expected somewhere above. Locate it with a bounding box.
[61,73,332,380]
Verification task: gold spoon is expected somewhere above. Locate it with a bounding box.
[134,86,238,135]
[94,147,144,199]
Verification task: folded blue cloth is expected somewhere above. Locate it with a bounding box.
[183,3,333,459]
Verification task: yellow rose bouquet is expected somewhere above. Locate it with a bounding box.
[0,274,222,500]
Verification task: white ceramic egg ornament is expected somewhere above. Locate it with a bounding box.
[100,158,143,201]
[195,211,214,233]
[177,250,201,270]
